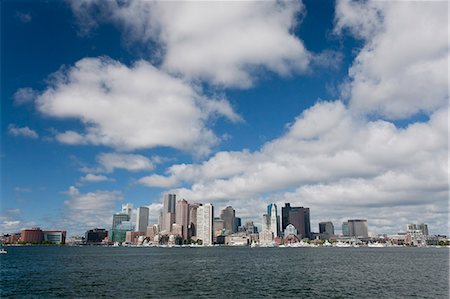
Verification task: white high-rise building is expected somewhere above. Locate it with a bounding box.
[196,204,214,246]
[268,203,279,238]
[136,207,149,232]
[122,203,133,217]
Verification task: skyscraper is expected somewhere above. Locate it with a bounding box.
[112,213,129,229]
[135,207,149,232]
[267,203,280,238]
[220,206,235,234]
[281,203,310,239]
[319,221,334,235]
[175,199,189,240]
[188,204,199,239]
[348,219,368,238]
[161,194,176,232]
[196,204,213,245]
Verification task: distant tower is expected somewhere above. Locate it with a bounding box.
[161,194,176,232]
[135,207,149,232]
[267,203,279,238]
[196,204,214,245]
[188,204,199,239]
[175,199,189,240]
[112,213,129,229]
[220,206,236,234]
[347,219,368,238]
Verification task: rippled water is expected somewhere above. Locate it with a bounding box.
[1,246,448,298]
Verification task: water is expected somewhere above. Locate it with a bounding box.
[1,246,448,298]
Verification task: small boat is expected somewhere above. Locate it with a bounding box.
[0,248,7,254]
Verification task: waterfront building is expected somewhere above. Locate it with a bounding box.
[85,228,108,244]
[259,229,274,245]
[188,203,199,239]
[406,224,428,246]
[284,224,298,237]
[20,227,44,243]
[281,203,310,239]
[20,228,66,244]
[136,207,149,232]
[220,206,236,234]
[112,213,130,229]
[146,224,159,239]
[319,222,334,235]
[342,222,350,236]
[116,221,134,231]
[109,229,127,243]
[122,203,133,217]
[267,203,280,238]
[408,223,429,236]
[161,194,176,233]
[126,231,145,244]
[176,199,189,239]
[196,204,214,245]
[348,219,368,238]
[43,231,66,244]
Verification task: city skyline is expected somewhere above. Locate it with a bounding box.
[1,1,448,236]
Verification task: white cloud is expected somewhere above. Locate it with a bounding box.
[335,0,448,119]
[140,101,448,233]
[79,173,112,183]
[63,186,123,233]
[97,152,154,173]
[36,57,240,155]
[13,87,37,105]
[8,124,38,139]
[70,0,310,88]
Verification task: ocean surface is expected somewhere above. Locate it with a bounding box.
[1,246,448,298]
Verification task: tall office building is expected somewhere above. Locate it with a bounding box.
[281,203,310,239]
[176,199,189,239]
[112,213,130,229]
[122,203,133,217]
[220,206,236,234]
[267,203,280,238]
[348,219,368,238]
[196,204,214,245]
[135,207,149,232]
[319,221,334,235]
[188,204,199,238]
[161,194,176,232]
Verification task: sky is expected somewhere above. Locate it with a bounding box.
[1,0,448,236]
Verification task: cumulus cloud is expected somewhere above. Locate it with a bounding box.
[79,173,112,183]
[36,57,240,155]
[96,153,155,173]
[335,0,448,119]
[140,101,448,233]
[13,87,37,105]
[70,0,310,88]
[8,124,38,139]
[63,186,123,233]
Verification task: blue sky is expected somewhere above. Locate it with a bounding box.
[1,0,448,235]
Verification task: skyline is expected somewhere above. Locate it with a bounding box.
[1,0,448,236]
